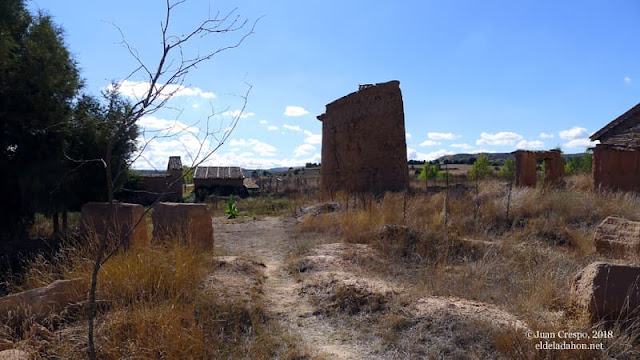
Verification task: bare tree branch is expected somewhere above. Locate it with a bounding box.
[86,2,256,358]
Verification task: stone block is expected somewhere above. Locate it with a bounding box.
[594,216,640,257]
[572,262,640,322]
[152,202,213,250]
[0,279,83,319]
[0,349,29,360]
[80,202,148,248]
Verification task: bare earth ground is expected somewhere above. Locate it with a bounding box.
[212,216,526,359]
[213,216,374,359]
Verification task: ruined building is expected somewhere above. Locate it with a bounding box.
[316,80,409,194]
[590,102,640,192]
[120,156,184,205]
[513,150,564,187]
[193,166,248,200]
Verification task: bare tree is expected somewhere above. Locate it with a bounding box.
[86,2,257,358]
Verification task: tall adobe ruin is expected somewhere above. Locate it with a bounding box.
[317,80,409,194]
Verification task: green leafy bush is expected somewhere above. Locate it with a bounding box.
[225,196,239,219]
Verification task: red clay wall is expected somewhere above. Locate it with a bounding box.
[152,202,213,250]
[514,151,538,187]
[514,150,564,187]
[79,202,147,248]
[593,144,640,192]
[139,170,183,204]
[317,80,409,194]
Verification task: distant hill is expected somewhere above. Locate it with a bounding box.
[436,152,585,165]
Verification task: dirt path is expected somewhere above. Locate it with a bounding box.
[213,216,375,359]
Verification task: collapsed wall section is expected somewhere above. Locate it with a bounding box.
[513,150,564,187]
[317,80,409,194]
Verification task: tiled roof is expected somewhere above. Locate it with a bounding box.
[194,166,244,180]
[591,102,640,141]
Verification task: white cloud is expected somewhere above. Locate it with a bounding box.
[559,127,589,140]
[294,144,316,157]
[419,140,441,147]
[516,140,545,149]
[138,116,200,136]
[303,130,322,144]
[476,132,523,146]
[221,110,255,119]
[451,143,473,150]
[259,120,268,124]
[564,138,598,148]
[406,132,412,139]
[557,127,597,149]
[107,80,215,100]
[625,76,632,84]
[283,124,302,132]
[229,138,277,157]
[470,149,495,154]
[539,132,554,139]
[428,132,459,140]
[267,126,279,131]
[130,132,324,170]
[284,106,310,117]
[407,147,453,161]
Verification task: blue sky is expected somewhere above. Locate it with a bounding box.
[31,1,640,169]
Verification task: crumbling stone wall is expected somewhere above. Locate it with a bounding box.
[514,150,564,187]
[152,202,213,250]
[317,80,409,194]
[79,202,148,248]
[593,144,640,192]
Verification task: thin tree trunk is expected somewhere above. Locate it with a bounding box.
[52,212,59,237]
[62,211,68,238]
[506,181,512,227]
[444,163,449,226]
[402,191,407,225]
[88,146,114,360]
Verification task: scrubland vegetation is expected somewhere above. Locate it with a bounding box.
[298,173,640,359]
[5,173,640,358]
[2,233,306,359]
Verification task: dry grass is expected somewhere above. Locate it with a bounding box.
[299,174,640,357]
[4,229,309,359]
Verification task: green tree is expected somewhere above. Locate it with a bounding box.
[468,155,492,181]
[419,163,441,190]
[0,0,82,242]
[59,94,138,212]
[564,152,592,175]
[498,158,515,180]
[183,166,194,184]
[468,155,491,233]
